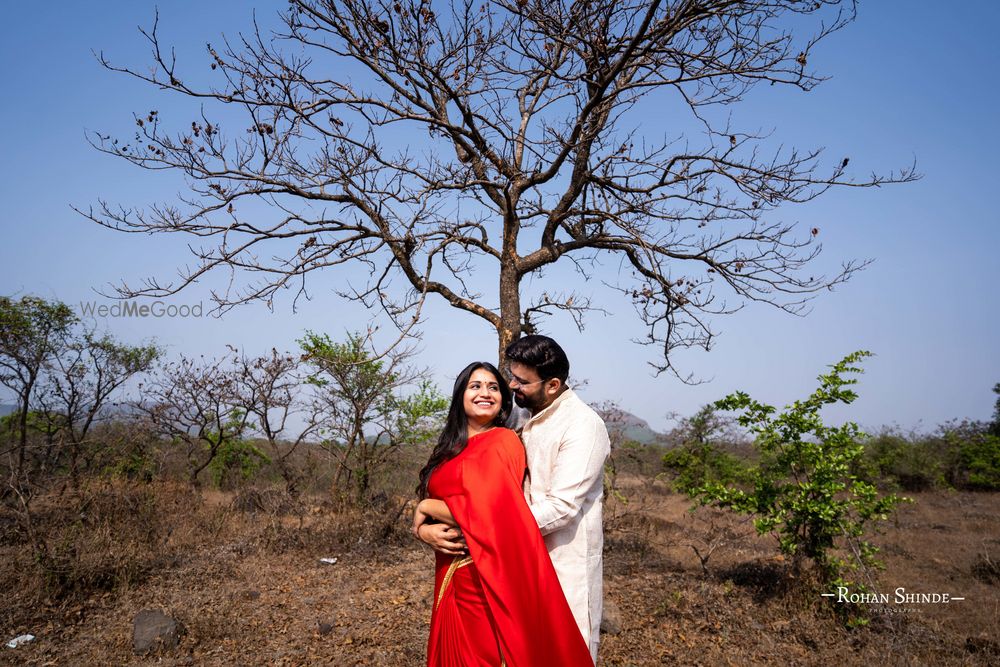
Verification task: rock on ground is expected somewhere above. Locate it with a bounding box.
[133,609,182,655]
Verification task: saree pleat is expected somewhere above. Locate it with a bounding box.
[430,557,505,666]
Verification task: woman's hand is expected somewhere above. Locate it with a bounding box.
[413,499,457,529]
[411,500,433,538]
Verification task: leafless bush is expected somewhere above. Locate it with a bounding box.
[233,348,322,495]
[7,479,170,598]
[135,352,250,488]
[683,506,746,576]
[231,487,303,516]
[971,548,999,585]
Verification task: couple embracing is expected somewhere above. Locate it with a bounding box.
[412,335,611,666]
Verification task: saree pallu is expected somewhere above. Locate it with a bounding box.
[426,428,593,667]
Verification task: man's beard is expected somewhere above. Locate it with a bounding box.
[513,390,545,412]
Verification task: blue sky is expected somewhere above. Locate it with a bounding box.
[1,1,998,433]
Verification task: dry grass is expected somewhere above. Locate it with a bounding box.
[599,480,999,666]
[0,476,997,666]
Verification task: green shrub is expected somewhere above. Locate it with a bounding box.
[662,445,748,494]
[208,436,271,490]
[957,382,1000,489]
[930,419,1000,491]
[957,431,1000,491]
[661,405,751,494]
[205,410,270,489]
[106,446,157,482]
[695,351,906,587]
[854,429,944,492]
[854,415,1000,492]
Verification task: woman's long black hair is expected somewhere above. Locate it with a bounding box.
[417,361,512,498]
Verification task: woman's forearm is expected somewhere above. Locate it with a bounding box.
[418,499,456,526]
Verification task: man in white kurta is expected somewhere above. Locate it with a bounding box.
[515,387,610,663]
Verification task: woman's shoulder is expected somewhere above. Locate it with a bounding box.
[469,426,518,440]
[469,427,522,459]
[490,428,526,463]
[490,427,522,446]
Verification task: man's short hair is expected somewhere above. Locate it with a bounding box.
[505,335,570,383]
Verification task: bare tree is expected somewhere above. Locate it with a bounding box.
[233,347,322,494]
[83,0,916,376]
[136,353,250,487]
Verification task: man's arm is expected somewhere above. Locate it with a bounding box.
[415,522,467,555]
[412,499,467,555]
[528,417,610,536]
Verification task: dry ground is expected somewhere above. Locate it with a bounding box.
[1,478,997,666]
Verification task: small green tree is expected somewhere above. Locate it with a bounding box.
[696,351,904,587]
[2,296,160,489]
[0,296,76,480]
[299,332,447,504]
[662,404,750,494]
[37,331,160,485]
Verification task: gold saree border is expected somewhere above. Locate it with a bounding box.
[433,555,506,666]
[435,555,473,610]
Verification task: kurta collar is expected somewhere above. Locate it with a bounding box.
[526,387,576,426]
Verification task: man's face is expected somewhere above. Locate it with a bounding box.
[508,361,557,414]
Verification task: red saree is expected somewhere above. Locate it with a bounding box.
[426,427,593,667]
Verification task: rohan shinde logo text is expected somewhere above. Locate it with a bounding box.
[823,586,965,605]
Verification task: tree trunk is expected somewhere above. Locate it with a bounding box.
[15,381,33,479]
[15,405,28,476]
[189,442,216,489]
[188,466,201,489]
[497,256,522,374]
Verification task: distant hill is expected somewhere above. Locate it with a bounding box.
[0,404,15,417]
[598,407,668,445]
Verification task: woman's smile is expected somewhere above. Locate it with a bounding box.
[463,368,503,429]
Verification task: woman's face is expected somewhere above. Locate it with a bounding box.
[463,367,503,428]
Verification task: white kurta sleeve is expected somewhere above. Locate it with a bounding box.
[528,416,610,535]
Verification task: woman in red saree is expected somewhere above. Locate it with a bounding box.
[414,362,593,667]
